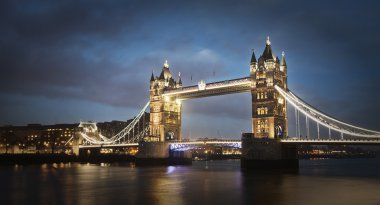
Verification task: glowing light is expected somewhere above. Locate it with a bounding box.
[278,98,284,104]
[198,80,206,90]
[169,140,241,151]
[164,60,169,68]
[166,166,176,174]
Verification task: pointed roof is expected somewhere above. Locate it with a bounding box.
[250,49,257,64]
[281,51,287,66]
[150,71,155,81]
[159,70,165,80]
[262,36,275,61]
[159,60,172,80]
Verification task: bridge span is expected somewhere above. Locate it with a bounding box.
[77,37,380,168]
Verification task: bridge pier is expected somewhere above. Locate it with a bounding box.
[241,133,298,171]
[136,142,192,166]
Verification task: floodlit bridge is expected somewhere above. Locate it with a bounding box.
[78,37,380,168]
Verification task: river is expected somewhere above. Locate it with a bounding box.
[0,158,380,205]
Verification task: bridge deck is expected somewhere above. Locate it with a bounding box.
[163,77,251,100]
[79,139,380,149]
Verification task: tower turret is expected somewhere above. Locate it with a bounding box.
[250,49,258,75]
[280,51,287,72]
[178,72,182,86]
[250,49,257,64]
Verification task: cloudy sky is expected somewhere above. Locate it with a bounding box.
[0,0,379,138]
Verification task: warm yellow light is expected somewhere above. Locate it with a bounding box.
[175,99,181,105]
[278,98,284,104]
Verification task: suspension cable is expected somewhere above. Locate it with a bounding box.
[80,101,150,144]
[275,85,380,138]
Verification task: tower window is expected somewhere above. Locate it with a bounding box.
[257,107,268,115]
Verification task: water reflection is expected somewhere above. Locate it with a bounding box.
[241,172,285,205]
[0,159,379,205]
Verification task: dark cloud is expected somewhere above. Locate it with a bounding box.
[0,0,379,134]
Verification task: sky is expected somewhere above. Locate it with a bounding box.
[0,0,379,139]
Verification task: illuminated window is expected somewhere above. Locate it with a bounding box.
[257,120,261,133]
[257,93,260,99]
[261,93,264,99]
[265,92,268,99]
[265,107,268,114]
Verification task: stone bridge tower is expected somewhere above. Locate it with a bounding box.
[250,37,288,139]
[149,61,182,142]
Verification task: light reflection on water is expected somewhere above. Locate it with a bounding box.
[0,158,380,205]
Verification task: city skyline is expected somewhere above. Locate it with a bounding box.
[1,0,380,138]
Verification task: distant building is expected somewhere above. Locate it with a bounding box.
[0,123,79,154]
[0,113,149,154]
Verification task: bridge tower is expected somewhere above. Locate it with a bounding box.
[149,61,182,142]
[250,37,288,139]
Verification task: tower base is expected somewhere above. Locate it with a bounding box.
[135,142,192,166]
[241,133,298,171]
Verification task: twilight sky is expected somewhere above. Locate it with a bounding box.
[0,0,379,139]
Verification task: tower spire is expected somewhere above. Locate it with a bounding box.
[150,71,155,81]
[250,49,257,64]
[178,72,182,85]
[262,36,274,60]
[164,59,169,68]
[281,51,287,66]
[159,59,172,80]
[266,36,271,45]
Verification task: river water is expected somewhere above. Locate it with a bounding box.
[1,158,380,205]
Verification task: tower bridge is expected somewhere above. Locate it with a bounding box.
[78,37,380,168]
